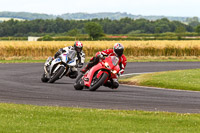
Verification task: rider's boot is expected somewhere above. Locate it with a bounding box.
[112,79,119,89]
[103,81,113,88]
[80,62,94,73]
[81,57,99,73]
[104,79,119,89]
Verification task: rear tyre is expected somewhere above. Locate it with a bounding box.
[74,74,84,90]
[41,73,49,82]
[48,66,65,83]
[89,72,109,91]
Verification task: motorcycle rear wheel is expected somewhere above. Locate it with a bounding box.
[89,72,109,91]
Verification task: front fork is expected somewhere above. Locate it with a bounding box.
[44,66,50,78]
[45,63,67,79]
[96,70,109,84]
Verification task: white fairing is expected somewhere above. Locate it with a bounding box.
[49,57,62,73]
[64,46,85,64]
[68,59,77,66]
[46,50,78,76]
[45,56,53,66]
[53,64,64,74]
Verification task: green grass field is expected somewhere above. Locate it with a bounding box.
[0,103,199,133]
[120,69,200,91]
[0,60,45,63]
[1,56,200,63]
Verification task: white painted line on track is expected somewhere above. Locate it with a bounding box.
[121,72,153,77]
[121,84,200,93]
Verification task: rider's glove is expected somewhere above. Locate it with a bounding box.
[117,69,124,77]
[117,73,121,78]
[97,53,105,59]
[97,53,102,58]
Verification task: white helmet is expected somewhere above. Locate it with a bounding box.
[113,43,124,57]
[74,41,83,53]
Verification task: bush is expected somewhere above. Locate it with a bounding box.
[0,37,27,40]
[39,35,53,41]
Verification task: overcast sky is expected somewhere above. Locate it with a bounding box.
[0,0,200,17]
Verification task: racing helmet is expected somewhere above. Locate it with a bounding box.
[74,41,83,53]
[113,43,124,57]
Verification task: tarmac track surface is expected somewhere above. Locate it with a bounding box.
[0,62,200,113]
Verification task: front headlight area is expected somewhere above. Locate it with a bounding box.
[111,70,117,74]
[104,62,110,69]
[104,62,117,74]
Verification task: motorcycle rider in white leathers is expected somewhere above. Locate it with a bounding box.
[50,41,85,79]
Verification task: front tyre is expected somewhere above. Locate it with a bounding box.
[41,73,49,82]
[89,72,109,91]
[48,66,65,83]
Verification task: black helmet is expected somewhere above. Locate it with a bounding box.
[113,43,124,57]
[74,41,83,53]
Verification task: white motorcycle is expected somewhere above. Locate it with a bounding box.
[41,50,78,83]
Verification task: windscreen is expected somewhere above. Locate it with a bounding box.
[68,50,77,60]
[111,56,119,66]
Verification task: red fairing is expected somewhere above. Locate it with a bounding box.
[111,65,120,79]
[97,49,127,75]
[83,56,120,88]
[83,63,105,87]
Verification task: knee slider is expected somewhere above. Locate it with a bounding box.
[112,81,119,88]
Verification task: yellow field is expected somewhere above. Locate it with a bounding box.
[1,41,200,59]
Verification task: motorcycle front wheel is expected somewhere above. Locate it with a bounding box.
[74,74,84,90]
[48,66,65,83]
[89,72,109,91]
[41,73,49,82]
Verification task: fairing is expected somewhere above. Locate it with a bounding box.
[83,56,120,87]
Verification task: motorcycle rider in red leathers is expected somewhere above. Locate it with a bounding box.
[81,43,127,89]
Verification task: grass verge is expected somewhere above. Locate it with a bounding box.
[0,60,45,63]
[1,56,200,63]
[119,69,200,91]
[0,103,199,133]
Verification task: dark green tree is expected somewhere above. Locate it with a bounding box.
[84,22,104,39]
[189,21,200,27]
[175,26,186,40]
[0,17,195,37]
[195,25,200,35]
[41,35,53,41]
[67,29,80,36]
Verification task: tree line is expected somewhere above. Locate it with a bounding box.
[0,11,192,21]
[0,17,198,37]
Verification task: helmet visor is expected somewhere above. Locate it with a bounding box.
[115,49,123,57]
[75,47,82,53]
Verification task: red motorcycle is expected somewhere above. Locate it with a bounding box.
[74,56,120,91]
